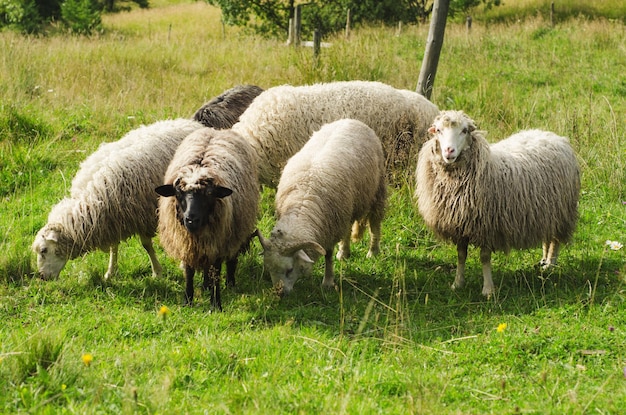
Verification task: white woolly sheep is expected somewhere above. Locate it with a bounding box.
[414,110,580,296]
[230,80,439,186]
[193,84,264,129]
[155,127,259,310]
[256,119,387,295]
[32,119,204,280]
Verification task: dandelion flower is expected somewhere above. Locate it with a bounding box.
[497,323,507,333]
[82,353,93,367]
[158,305,170,317]
[605,240,623,251]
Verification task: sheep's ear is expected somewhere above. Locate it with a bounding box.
[45,229,60,243]
[254,229,270,251]
[295,250,314,264]
[284,241,326,257]
[212,186,233,199]
[428,125,437,134]
[155,184,176,197]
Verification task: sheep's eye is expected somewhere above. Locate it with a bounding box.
[462,128,468,134]
[436,128,441,134]
[40,247,48,255]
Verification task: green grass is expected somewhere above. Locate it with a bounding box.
[1,1,625,413]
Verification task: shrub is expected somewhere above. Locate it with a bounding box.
[61,0,102,35]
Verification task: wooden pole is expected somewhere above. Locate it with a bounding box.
[345,8,351,39]
[313,29,321,60]
[294,4,302,47]
[416,0,450,99]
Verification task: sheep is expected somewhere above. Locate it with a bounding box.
[256,119,387,295]
[32,84,264,281]
[32,119,204,280]
[230,80,439,186]
[155,127,259,310]
[414,110,580,296]
[193,84,264,129]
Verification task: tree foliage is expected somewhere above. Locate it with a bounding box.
[207,0,498,38]
[0,0,148,34]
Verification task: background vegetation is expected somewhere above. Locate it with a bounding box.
[1,0,625,413]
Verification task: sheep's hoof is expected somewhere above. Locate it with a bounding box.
[321,279,336,290]
[451,281,464,290]
[481,287,495,298]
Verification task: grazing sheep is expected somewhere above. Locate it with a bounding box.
[32,119,204,280]
[193,84,264,129]
[414,110,580,296]
[231,80,439,186]
[155,127,259,310]
[256,119,387,295]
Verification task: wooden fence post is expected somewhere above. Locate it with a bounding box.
[313,29,321,62]
[294,4,302,46]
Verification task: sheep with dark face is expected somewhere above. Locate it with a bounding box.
[32,85,262,281]
[156,127,259,310]
[414,110,580,296]
[256,119,387,295]
[193,84,264,129]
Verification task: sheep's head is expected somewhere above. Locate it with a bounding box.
[256,229,325,295]
[156,166,233,234]
[32,225,68,280]
[428,110,476,164]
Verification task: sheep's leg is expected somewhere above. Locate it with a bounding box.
[203,262,222,311]
[336,231,351,261]
[367,217,382,259]
[351,219,366,242]
[184,265,195,306]
[139,235,162,277]
[366,184,386,258]
[322,250,335,289]
[225,257,237,288]
[543,240,560,269]
[104,244,119,280]
[452,238,468,290]
[480,247,495,297]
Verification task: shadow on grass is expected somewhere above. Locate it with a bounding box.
[225,247,624,343]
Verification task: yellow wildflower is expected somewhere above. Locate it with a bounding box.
[82,353,93,367]
[158,305,171,318]
[497,323,507,333]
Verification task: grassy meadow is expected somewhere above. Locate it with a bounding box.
[1,1,625,413]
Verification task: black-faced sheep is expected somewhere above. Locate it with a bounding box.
[193,84,264,129]
[414,110,580,296]
[32,84,263,281]
[256,119,387,295]
[32,119,204,280]
[155,127,259,310]
[230,80,439,186]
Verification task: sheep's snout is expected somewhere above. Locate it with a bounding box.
[442,146,457,163]
[183,214,202,233]
[180,192,210,233]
